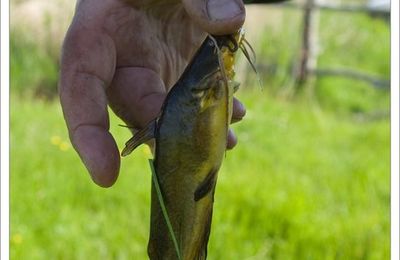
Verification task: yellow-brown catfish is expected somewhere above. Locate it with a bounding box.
[122,30,247,260]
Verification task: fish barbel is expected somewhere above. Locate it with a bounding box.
[122,29,250,259]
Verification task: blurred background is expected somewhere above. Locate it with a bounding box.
[10,0,390,259]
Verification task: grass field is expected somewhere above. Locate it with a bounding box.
[10,87,390,259]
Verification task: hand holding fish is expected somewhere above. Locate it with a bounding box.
[59,0,247,187]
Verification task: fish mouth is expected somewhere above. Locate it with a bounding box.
[213,30,244,52]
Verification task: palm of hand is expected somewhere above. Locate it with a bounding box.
[59,0,246,187]
[106,1,207,128]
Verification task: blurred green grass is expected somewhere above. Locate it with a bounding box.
[10,2,390,259]
[10,88,389,259]
[11,30,59,98]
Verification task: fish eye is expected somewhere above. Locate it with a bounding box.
[191,89,206,98]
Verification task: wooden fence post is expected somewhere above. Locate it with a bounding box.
[296,0,320,89]
[297,0,313,84]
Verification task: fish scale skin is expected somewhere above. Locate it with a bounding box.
[147,36,233,260]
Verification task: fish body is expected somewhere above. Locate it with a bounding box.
[150,36,231,260]
[122,31,245,260]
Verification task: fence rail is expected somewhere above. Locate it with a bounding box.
[312,68,390,89]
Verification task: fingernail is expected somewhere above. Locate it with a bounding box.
[207,0,242,21]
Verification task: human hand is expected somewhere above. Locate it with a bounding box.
[59,0,247,187]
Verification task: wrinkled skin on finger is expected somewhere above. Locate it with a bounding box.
[59,0,246,187]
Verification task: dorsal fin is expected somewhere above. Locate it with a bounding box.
[121,120,156,157]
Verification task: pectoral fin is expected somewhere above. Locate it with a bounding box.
[231,80,240,93]
[121,120,156,157]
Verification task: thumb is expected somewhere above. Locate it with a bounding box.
[182,0,245,35]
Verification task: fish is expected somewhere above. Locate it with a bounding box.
[122,29,253,260]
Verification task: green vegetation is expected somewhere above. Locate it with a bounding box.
[11,30,59,98]
[10,2,390,260]
[317,12,390,114]
[10,89,389,259]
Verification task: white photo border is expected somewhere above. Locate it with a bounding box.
[1,0,10,259]
[390,0,400,259]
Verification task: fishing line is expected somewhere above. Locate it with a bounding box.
[148,159,182,260]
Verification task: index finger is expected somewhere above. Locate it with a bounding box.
[59,23,120,187]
